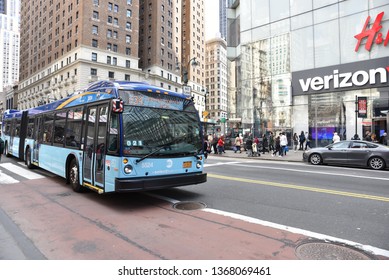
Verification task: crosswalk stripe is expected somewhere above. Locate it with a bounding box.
[0,171,20,184]
[0,163,44,180]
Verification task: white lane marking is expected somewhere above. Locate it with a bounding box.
[204,161,240,167]
[147,192,389,258]
[0,171,20,184]
[0,163,44,180]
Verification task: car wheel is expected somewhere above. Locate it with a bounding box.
[69,158,83,192]
[309,153,322,165]
[368,157,385,170]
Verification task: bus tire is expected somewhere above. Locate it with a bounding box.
[69,158,83,192]
[5,142,11,157]
[25,147,34,169]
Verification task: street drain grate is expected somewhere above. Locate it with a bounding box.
[173,201,207,211]
[295,241,374,260]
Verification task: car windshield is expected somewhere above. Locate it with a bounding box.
[122,106,202,157]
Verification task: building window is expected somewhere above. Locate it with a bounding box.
[113,57,117,65]
[108,71,114,79]
[113,31,118,39]
[107,56,111,64]
[108,2,112,11]
[126,47,131,55]
[113,18,119,25]
[93,0,99,6]
[114,4,118,12]
[126,60,131,68]
[91,68,97,76]
[107,43,112,50]
[108,16,112,23]
[127,0,132,5]
[92,39,98,47]
[91,53,97,61]
[92,11,99,19]
[126,22,131,30]
[113,44,118,52]
[125,74,130,81]
[107,29,112,38]
[92,25,98,35]
[127,9,132,17]
[126,35,131,43]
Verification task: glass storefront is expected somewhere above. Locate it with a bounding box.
[229,0,389,145]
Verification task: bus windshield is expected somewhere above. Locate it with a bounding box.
[122,106,202,157]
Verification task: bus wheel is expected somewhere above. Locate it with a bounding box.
[25,148,34,169]
[69,159,83,192]
[5,143,10,157]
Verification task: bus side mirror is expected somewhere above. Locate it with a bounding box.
[112,99,123,113]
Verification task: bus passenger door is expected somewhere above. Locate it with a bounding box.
[83,105,108,190]
[32,117,42,164]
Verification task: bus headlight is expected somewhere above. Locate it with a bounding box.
[196,161,202,169]
[124,165,133,174]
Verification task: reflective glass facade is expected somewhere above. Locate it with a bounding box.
[230,0,389,146]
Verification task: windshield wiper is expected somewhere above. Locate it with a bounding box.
[135,136,188,164]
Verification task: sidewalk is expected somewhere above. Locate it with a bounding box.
[208,147,305,162]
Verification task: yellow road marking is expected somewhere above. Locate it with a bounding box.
[208,173,389,203]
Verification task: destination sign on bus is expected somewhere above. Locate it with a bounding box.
[120,90,185,110]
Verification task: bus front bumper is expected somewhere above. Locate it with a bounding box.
[115,172,207,192]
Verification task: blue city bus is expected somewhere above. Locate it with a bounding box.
[1,81,207,194]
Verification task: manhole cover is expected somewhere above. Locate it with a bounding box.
[295,241,373,260]
[173,201,207,211]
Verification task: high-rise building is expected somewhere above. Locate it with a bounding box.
[182,0,206,104]
[205,37,227,134]
[18,0,141,109]
[219,0,227,40]
[0,0,20,112]
[138,0,182,92]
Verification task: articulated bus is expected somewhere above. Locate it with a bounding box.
[1,81,207,194]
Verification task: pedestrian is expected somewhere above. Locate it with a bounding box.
[217,136,224,155]
[252,141,259,157]
[0,133,4,162]
[371,133,378,143]
[268,131,274,152]
[262,134,268,154]
[364,131,372,141]
[234,134,242,153]
[246,137,253,157]
[305,132,311,150]
[332,131,340,143]
[293,132,298,152]
[272,135,281,157]
[280,132,288,156]
[211,134,218,154]
[203,137,210,159]
[379,132,388,145]
[299,131,305,150]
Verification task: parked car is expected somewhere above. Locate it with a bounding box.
[303,140,389,170]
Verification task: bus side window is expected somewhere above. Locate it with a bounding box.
[43,114,54,144]
[108,113,119,153]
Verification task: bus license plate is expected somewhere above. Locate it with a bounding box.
[183,161,192,168]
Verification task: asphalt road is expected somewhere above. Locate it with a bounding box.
[154,155,389,251]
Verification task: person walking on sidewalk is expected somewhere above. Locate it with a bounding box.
[280,132,288,156]
[293,132,298,152]
[332,131,340,143]
[299,131,305,150]
[211,134,218,154]
[268,131,274,152]
[234,134,242,153]
[246,137,253,157]
[262,134,268,154]
[305,132,312,150]
[217,136,224,155]
[272,135,281,157]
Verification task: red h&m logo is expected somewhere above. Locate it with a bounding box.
[355,12,389,52]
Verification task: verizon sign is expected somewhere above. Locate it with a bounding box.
[292,57,389,96]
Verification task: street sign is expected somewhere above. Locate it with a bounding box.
[183,86,191,96]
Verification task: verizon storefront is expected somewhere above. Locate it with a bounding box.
[291,10,389,147]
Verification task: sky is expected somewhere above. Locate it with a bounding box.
[204,0,220,40]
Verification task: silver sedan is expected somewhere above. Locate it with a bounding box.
[303,140,389,170]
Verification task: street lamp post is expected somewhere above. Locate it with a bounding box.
[182,57,198,86]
